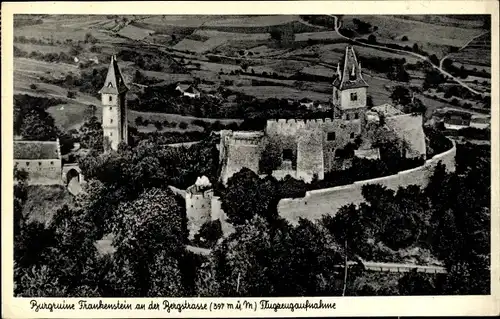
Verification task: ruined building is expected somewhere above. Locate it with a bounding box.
[219,45,427,185]
[14,139,63,185]
[99,55,129,151]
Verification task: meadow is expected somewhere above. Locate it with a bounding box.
[13,14,491,133]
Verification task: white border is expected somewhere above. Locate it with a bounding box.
[2,1,499,318]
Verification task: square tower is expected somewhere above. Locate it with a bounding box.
[98,55,129,151]
[332,46,369,121]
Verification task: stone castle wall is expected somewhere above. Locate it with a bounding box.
[277,142,456,224]
[265,118,362,175]
[15,159,63,185]
[220,131,265,184]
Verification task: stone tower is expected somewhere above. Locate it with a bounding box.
[98,55,129,151]
[332,46,369,121]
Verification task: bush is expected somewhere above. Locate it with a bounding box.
[154,121,163,131]
[401,36,409,41]
[29,84,38,90]
[179,122,188,129]
[67,91,77,99]
[134,116,144,127]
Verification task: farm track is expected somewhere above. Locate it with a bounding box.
[328,15,485,96]
[439,31,491,69]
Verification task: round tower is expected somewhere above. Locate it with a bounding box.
[185,176,213,238]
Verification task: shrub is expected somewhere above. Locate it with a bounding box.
[134,116,144,127]
[29,84,38,90]
[179,122,188,129]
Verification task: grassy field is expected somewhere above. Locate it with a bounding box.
[15,16,127,45]
[173,38,227,53]
[227,85,331,102]
[193,29,271,41]
[13,14,491,131]
[343,15,486,57]
[448,32,491,67]
[294,31,343,42]
[203,15,300,28]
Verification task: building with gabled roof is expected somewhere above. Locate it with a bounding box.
[99,55,129,151]
[176,83,201,98]
[14,139,63,185]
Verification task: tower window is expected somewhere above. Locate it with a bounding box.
[283,149,293,161]
[354,113,359,119]
[50,161,54,165]
[110,119,113,124]
[109,96,113,102]
[26,162,29,166]
[350,132,355,139]
[350,92,358,101]
[39,162,42,166]
[110,132,113,137]
[327,132,336,141]
[109,106,112,111]
[345,113,350,120]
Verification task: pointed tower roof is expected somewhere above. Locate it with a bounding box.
[332,45,369,90]
[98,55,129,95]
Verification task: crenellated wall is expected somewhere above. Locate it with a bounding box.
[277,142,456,224]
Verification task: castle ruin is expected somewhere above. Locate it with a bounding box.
[218,45,427,185]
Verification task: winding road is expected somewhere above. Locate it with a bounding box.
[328,15,485,96]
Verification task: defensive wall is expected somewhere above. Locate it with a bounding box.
[265,118,363,175]
[220,131,265,184]
[277,141,456,224]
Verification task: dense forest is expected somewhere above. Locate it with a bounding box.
[14,140,490,296]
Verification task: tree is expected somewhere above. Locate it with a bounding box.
[401,35,408,41]
[368,34,377,44]
[133,70,145,84]
[220,168,280,226]
[109,187,186,296]
[78,116,103,151]
[412,43,419,53]
[259,145,281,175]
[429,54,439,66]
[14,166,29,235]
[207,215,342,297]
[193,220,223,249]
[398,271,435,295]
[134,116,144,126]
[390,86,412,105]
[20,110,58,141]
[322,204,371,296]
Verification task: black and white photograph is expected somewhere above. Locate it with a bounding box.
[4,1,497,311]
